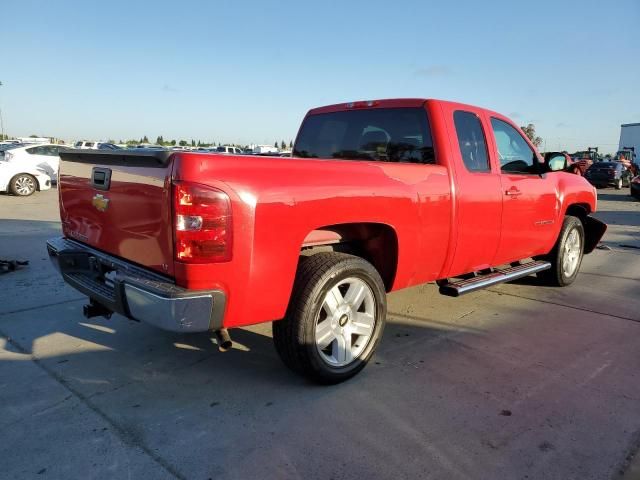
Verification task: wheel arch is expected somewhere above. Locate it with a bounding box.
[9,172,41,192]
[301,222,399,292]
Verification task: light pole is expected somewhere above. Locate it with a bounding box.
[0,81,5,141]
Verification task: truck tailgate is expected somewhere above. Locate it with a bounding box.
[58,150,175,276]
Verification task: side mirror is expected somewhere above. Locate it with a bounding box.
[545,153,568,172]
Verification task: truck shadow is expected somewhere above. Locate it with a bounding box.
[593,209,640,228]
[596,192,636,203]
[2,235,640,479]
[1,301,469,389]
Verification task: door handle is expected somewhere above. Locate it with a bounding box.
[505,188,522,197]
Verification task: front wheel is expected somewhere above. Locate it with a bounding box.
[615,178,623,190]
[537,216,584,287]
[273,252,387,384]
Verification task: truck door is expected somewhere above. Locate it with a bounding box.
[488,117,558,264]
[444,110,503,276]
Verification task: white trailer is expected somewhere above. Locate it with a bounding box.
[252,144,280,155]
[618,123,640,165]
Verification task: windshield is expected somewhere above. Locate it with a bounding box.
[293,107,435,164]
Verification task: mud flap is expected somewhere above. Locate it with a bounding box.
[583,216,607,254]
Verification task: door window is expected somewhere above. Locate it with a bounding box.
[454,111,490,172]
[491,118,538,174]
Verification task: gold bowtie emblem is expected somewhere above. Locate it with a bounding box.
[92,194,110,212]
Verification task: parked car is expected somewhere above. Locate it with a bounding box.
[0,143,24,158]
[215,145,244,155]
[584,162,633,189]
[630,175,640,199]
[131,144,167,150]
[0,161,51,196]
[2,144,64,181]
[74,141,120,150]
[47,98,605,384]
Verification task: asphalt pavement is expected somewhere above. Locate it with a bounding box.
[1,187,639,480]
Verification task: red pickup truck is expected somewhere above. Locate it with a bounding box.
[48,99,606,383]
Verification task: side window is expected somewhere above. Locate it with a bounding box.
[453,111,490,172]
[490,118,538,174]
[26,146,40,155]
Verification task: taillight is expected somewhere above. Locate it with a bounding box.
[173,181,232,263]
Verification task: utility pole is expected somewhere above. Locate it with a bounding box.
[0,81,5,141]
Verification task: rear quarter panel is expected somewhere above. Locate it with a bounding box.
[173,153,451,328]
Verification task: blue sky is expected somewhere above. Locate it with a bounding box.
[2,0,639,152]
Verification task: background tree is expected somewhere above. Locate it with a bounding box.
[191,139,195,147]
[289,140,293,149]
[179,140,188,146]
[280,140,286,150]
[170,139,176,146]
[156,135,164,145]
[521,124,542,148]
[274,141,278,148]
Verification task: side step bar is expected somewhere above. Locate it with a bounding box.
[439,261,551,297]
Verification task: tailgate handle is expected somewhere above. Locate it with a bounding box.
[92,167,112,191]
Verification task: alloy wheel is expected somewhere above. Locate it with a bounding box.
[314,277,376,367]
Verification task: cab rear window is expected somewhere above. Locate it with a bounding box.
[293,107,435,164]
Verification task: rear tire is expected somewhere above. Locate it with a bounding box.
[273,252,387,384]
[537,216,584,287]
[9,174,37,196]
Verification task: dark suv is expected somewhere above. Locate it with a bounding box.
[584,162,632,189]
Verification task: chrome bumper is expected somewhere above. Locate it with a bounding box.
[46,237,226,332]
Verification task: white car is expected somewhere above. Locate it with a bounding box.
[215,146,244,154]
[74,141,120,150]
[2,144,65,181]
[0,161,51,196]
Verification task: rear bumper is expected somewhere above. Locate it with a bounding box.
[46,237,226,332]
[585,176,617,187]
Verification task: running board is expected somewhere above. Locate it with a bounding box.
[438,261,551,297]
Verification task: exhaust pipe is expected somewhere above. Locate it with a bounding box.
[212,328,232,352]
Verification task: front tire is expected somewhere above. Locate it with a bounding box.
[537,216,584,287]
[615,178,623,190]
[9,174,37,196]
[273,252,387,384]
